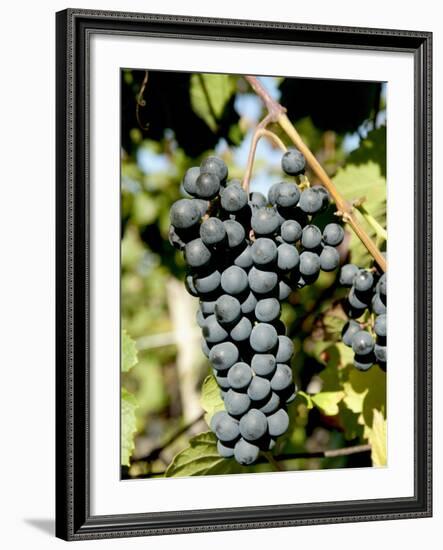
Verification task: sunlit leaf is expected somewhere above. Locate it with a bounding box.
[311,391,345,416]
[165,432,243,477]
[367,409,387,466]
[121,330,138,372]
[200,375,225,425]
[121,388,138,466]
[190,74,237,132]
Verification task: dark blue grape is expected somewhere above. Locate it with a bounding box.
[320,246,340,272]
[209,342,239,371]
[374,344,386,363]
[374,314,387,338]
[275,336,294,363]
[210,411,239,442]
[251,207,280,236]
[221,184,248,212]
[340,263,359,286]
[200,156,228,182]
[250,323,278,353]
[234,245,253,269]
[322,223,344,246]
[274,183,300,208]
[354,270,374,292]
[223,220,246,249]
[215,295,241,325]
[184,238,211,268]
[280,219,302,243]
[351,330,375,355]
[230,316,253,342]
[202,315,228,344]
[248,267,278,294]
[278,279,292,301]
[267,409,289,437]
[182,166,200,196]
[270,364,293,392]
[227,362,253,390]
[255,298,281,323]
[301,225,322,249]
[240,291,258,315]
[281,148,306,176]
[372,293,387,315]
[221,266,248,295]
[234,438,259,465]
[277,243,300,272]
[299,251,320,276]
[224,389,251,417]
[247,376,271,402]
[194,270,221,294]
[259,392,280,415]
[342,320,361,347]
[249,192,267,209]
[251,238,277,266]
[239,409,268,441]
[298,188,323,214]
[217,440,235,458]
[170,199,201,229]
[251,354,276,377]
[200,217,226,246]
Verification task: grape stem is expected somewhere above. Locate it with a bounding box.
[242,117,288,193]
[263,451,285,471]
[244,75,387,273]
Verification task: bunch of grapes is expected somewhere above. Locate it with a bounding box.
[340,265,387,371]
[169,150,347,465]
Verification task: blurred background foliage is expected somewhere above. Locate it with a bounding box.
[120,70,386,478]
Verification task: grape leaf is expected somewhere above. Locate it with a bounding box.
[311,391,345,416]
[343,365,386,425]
[190,74,237,132]
[121,388,138,466]
[165,432,243,477]
[367,409,387,466]
[121,329,138,372]
[200,375,225,425]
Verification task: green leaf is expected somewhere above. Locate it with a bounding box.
[311,391,345,416]
[121,330,138,372]
[294,390,313,409]
[323,313,346,341]
[165,432,243,477]
[200,375,225,425]
[190,74,236,132]
[333,128,386,267]
[121,388,138,466]
[367,409,387,466]
[343,365,386,426]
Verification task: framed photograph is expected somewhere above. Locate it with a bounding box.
[55,8,432,541]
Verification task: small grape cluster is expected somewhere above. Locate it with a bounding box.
[340,265,387,371]
[169,150,346,465]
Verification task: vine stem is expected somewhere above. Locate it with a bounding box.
[242,117,287,192]
[244,76,387,273]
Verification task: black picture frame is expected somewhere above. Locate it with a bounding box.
[55,8,432,541]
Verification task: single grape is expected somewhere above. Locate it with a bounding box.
[374,344,387,363]
[251,354,276,377]
[200,217,226,246]
[277,243,300,272]
[275,336,294,363]
[200,156,228,182]
[251,207,280,236]
[274,182,301,208]
[234,438,259,465]
[240,291,258,315]
[372,293,387,315]
[215,295,241,325]
[299,251,321,276]
[223,220,246,249]
[250,192,267,209]
[239,409,268,441]
[227,362,253,390]
[278,279,292,301]
[322,223,344,246]
[248,267,278,294]
[354,270,374,292]
[270,364,293,392]
[342,320,361,347]
[221,266,248,295]
[251,238,277,266]
[259,392,280,415]
[320,246,340,272]
[202,315,228,344]
[195,172,220,200]
[351,330,375,355]
[217,440,235,458]
[340,263,359,286]
[301,225,322,249]
[255,298,281,323]
[221,184,248,212]
[209,342,239,371]
[170,199,201,229]
[230,316,253,342]
[247,376,271,402]
[194,270,221,294]
[224,389,251,416]
[280,219,302,243]
[210,411,239,443]
[267,408,289,437]
[281,148,306,176]
[298,188,323,214]
[184,238,211,269]
[182,166,200,196]
[250,323,278,353]
[374,314,387,338]
[234,245,253,269]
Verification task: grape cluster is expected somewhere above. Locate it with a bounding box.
[169,150,347,465]
[340,265,387,371]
